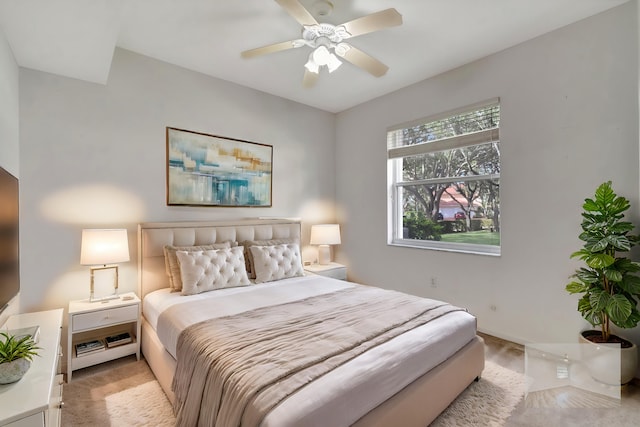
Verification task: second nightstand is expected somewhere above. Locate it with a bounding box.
[67,292,141,381]
[304,262,347,280]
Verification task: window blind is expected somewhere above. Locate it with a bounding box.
[387,98,500,159]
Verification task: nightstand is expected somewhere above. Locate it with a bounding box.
[67,292,141,381]
[304,262,347,280]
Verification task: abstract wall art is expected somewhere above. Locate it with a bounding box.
[166,127,272,207]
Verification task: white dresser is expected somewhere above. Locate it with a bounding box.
[0,309,64,427]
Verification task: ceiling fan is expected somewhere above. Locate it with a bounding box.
[241,0,402,87]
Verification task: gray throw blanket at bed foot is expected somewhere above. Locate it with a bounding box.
[172,285,465,427]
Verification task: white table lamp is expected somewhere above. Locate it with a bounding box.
[80,229,129,302]
[310,224,341,265]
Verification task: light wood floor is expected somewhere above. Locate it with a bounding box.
[480,332,525,373]
[480,332,640,426]
[70,332,639,426]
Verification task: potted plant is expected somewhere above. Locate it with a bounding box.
[0,331,40,384]
[566,181,640,384]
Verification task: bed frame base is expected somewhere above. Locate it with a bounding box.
[142,318,484,426]
[353,335,484,427]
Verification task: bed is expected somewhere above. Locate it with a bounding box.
[138,218,484,427]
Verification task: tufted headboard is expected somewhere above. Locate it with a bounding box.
[137,218,301,300]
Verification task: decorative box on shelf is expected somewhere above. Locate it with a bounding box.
[67,292,141,382]
[304,262,347,280]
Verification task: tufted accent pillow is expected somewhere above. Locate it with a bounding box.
[241,238,298,279]
[164,242,232,291]
[176,247,250,296]
[249,243,305,284]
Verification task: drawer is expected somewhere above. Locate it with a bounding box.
[5,412,44,427]
[72,304,138,332]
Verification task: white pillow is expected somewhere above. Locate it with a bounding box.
[249,243,304,284]
[241,238,299,279]
[176,246,250,295]
[164,242,232,292]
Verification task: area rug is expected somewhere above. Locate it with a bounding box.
[431,360,524,426]
[62,358,175,426]
[62,358,523,426]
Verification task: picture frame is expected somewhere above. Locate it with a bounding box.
[166,127,273,207]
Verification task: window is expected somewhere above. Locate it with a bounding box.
[387,99,500,255]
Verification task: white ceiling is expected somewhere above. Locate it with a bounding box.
[0,0,629,113]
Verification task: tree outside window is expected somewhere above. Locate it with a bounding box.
[388,100,500,255]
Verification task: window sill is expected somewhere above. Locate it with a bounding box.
[389,239,501,256]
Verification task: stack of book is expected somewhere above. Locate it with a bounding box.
[75,339,105,357]
[105,332,132,348]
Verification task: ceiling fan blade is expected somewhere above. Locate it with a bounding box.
[275,0,318,26]
[241,40,300,58]
[302,69,319,88]
[340,8,402,38]
[337,45,389,77]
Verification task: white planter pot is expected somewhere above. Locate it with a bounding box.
[579,331,638,385]
[0,358,31,384]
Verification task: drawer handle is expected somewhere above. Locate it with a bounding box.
[59,401,65,409]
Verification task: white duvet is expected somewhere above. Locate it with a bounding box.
[144,275,477,427]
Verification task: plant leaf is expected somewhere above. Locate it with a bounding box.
[589,289,609,312]
[606,235,631,252]
[609,196,630,215]
[566,282,587,294]
[614,309,640,329]
[578,295,601,327]
[570,249,590,260]
[619,275,640,295]
[594,181,615,206]
[574,268,599,284]
[586,253,615,269]
[606,294,633,324]
[582,198,600,212]
[603,268,623,283]
[585,237,609,252]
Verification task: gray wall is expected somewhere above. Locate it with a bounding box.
[0,26,20,326]
[0,26,18,176]
[19,48,337,313]
[9,1,640,379]
[335,1,640,373]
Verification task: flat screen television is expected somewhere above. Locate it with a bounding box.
[0,166,19,316]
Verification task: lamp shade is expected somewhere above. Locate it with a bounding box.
[80,229,130,265]
[310,224,341,245]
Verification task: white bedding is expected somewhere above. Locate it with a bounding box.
[143,275,477,427]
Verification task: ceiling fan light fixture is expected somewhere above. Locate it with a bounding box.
[325,53,342,73]
[308,45,342,73]
[304,55,320,74]
[312,45,331,64]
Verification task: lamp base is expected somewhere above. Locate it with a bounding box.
[90,294,120,303]
[89,264,120,303]
[318,245,331,265]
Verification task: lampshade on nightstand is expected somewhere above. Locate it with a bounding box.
[310,224,341,265]
[80,229,129,302]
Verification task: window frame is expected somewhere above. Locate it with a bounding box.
[387,98,501,256]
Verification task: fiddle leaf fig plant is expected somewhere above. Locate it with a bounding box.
[566,181,640,342]
[0,332,40,364]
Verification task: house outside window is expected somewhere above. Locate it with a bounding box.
[387,98,501,255]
